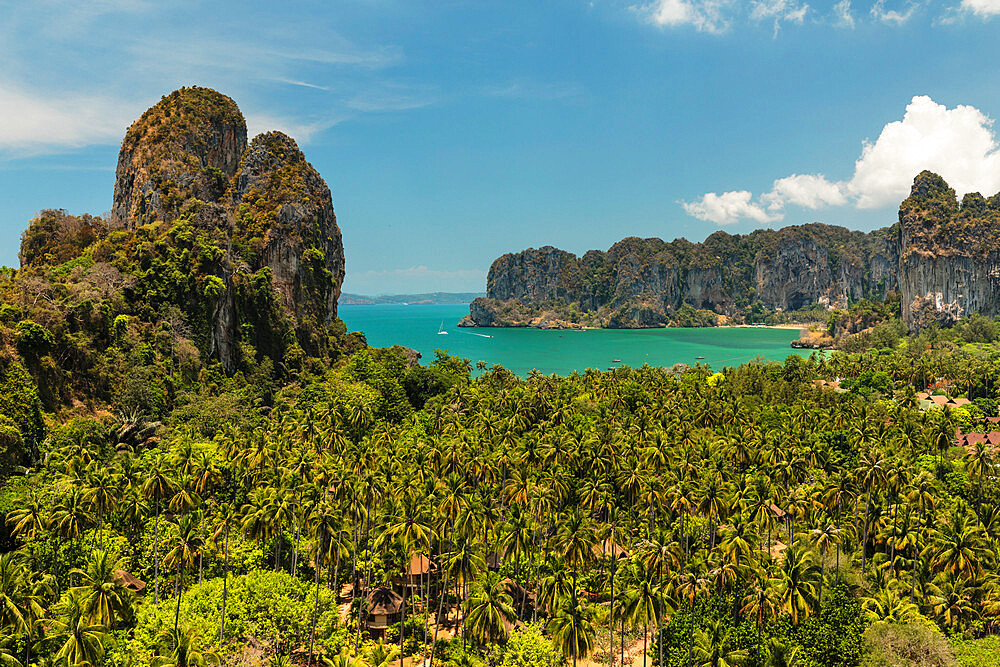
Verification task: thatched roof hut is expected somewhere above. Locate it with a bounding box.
[113,569,146,593]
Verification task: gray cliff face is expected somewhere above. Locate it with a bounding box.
[112,87,247,228]
[487,246,581,303]
[753,237,838,310]
[470,224,900,327]
[111,88,345,369]
[233,132,346,330]
[898,172,1000,330]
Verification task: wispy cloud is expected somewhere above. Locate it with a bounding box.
[833,0,856,26]
[0,3,415,154]
[870,0,918,24]
[0,82,140,156]
[959,0,1000,17]
[630,0,999,31]
[633,0,734,33]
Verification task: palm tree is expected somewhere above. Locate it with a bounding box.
[51,488,95,589]
[556,506,597,664]
[931,510,991,580]
[0,553,31,648]
[862,586,919,623]
[152,626,221,667]
[381,495,433,667]
[857,448,886,577]
[765,639,799,667]
[0,635,23,667]
[163,513,205,633]
[463,571,517,646]
[69,549,132,628]
[5,489,46,542]
[621,561,663,667]
[676,570,709,667]
[771,545,819,627]
[44,591,109,667]
[84,465,119,550]
[808,524,840,614]
[210,501,236,652]
[691,620,749,667]
[741,573,779,659]
[547,597,596,667]
[142,454,176,607]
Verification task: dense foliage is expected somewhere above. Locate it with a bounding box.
[7,302,1000,666]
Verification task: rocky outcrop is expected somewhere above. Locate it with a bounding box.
[112,87,247,227]
[469,223,899,328]
[899,171,1000,330]
[232,132,345,330]
[109,87,345,369]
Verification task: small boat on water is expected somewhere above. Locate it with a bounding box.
[611,359,621,363]
[437,320,448,335]
[695,355,705,360]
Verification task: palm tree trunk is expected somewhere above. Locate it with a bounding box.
[309,531,324,667]
[687,596,696,667]
[817,556,825,616]
[430,519,454,667]
[890,499,898,570]
[154,499,160,607]
[571,569,579,667]
[643,622,648,667]
[400,553,408,667]
[610,555,615,667]
[174,563,184,633]
[861,483,871,576]
[220,522,230,652]
[293,513,300,577]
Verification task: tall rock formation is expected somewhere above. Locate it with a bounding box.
[112,87,248,227]
[232,132,345,336]
[898,171,1000,329]
[109,87,345,369]
[467,223,899,328]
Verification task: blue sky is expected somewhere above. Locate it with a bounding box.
[2,0,1000,294]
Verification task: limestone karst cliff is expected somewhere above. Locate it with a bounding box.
[18,87,347,373]
[465,223,899,328]
[898,171,1000,330]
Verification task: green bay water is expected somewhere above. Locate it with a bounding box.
[339,304,810,376]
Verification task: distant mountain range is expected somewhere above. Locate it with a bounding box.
[341,292,485,305]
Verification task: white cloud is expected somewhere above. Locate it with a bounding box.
[0,83,139,154]
[847,95,1000,208]
[833,0,855,25]
[636,0,732,33]
[870,0,916,24]
[682,190,781,225]
[750,0,809,35]
[683,95,1000,225]
[244,113,346,145]
[961,0,1000,16]
[763,174,847,210]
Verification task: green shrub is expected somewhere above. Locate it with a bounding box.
[115,570,341,666]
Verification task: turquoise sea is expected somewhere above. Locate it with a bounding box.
[340,304,811,377]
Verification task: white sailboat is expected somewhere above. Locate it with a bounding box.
[437,320,448,335]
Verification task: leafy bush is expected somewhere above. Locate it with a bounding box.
[862,619,956,667]
[114,570,341,666]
